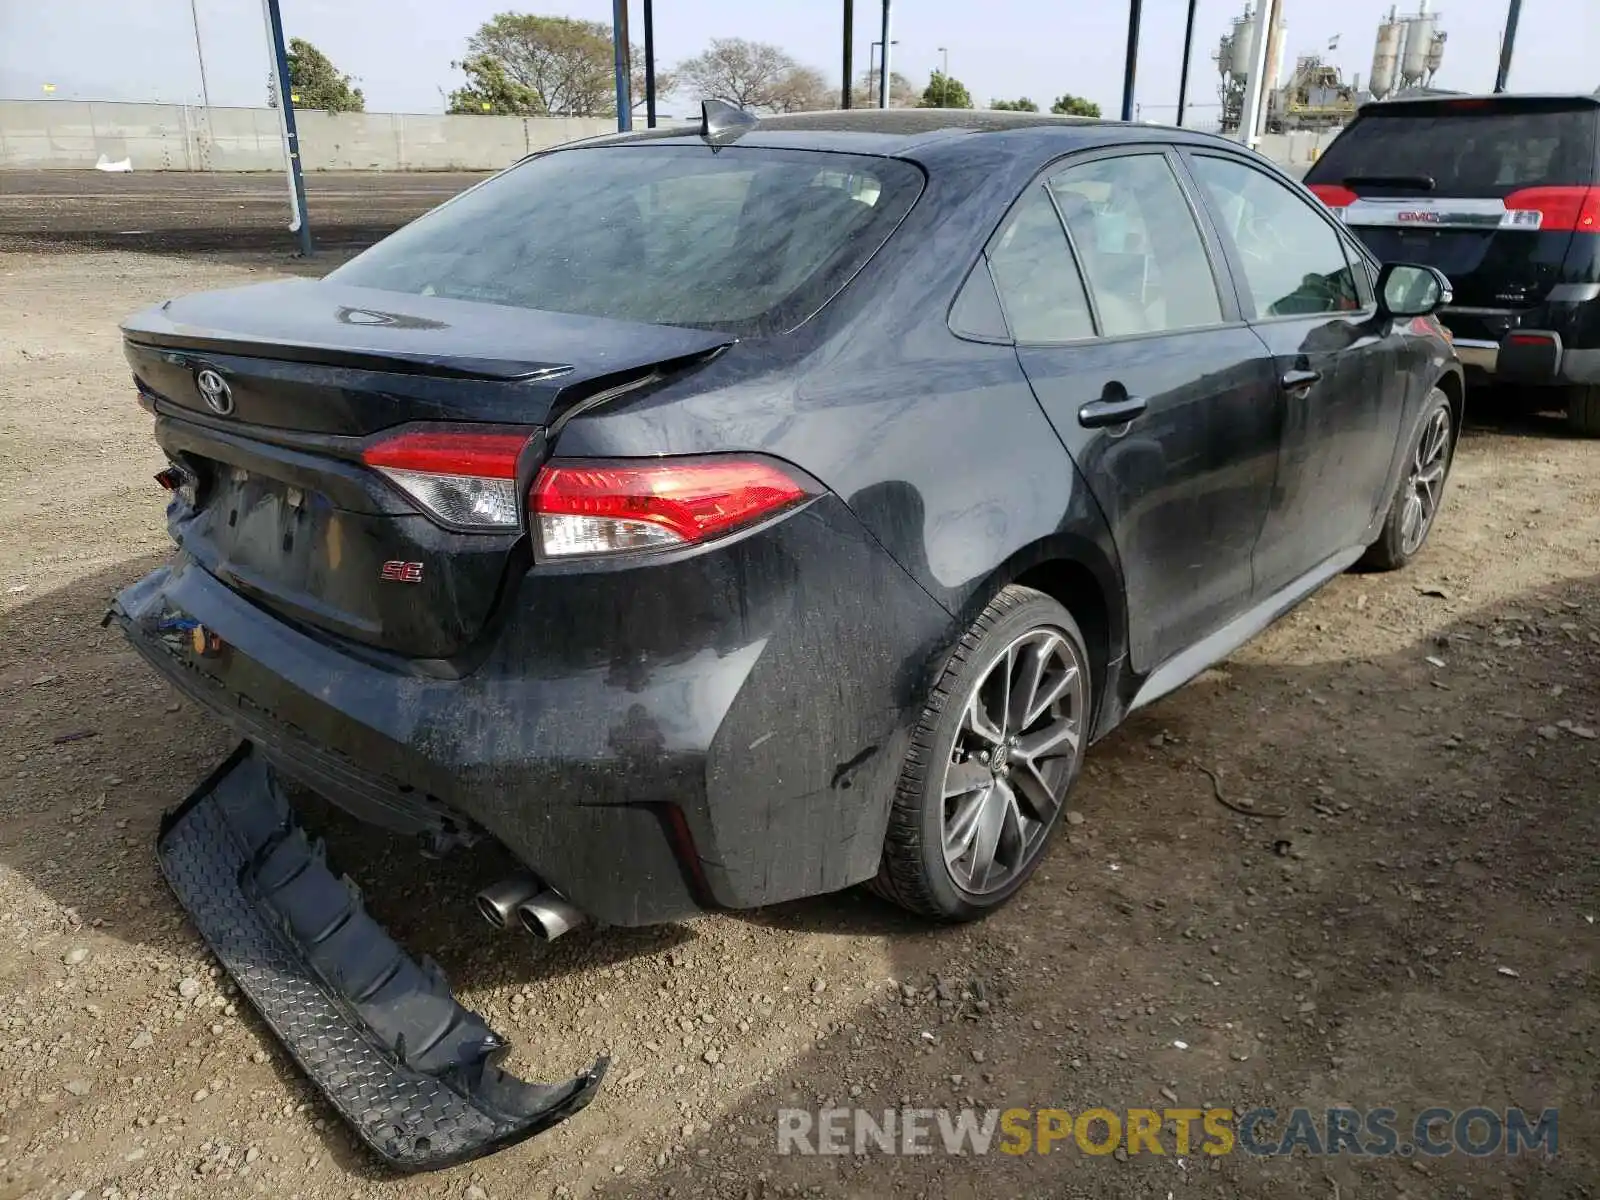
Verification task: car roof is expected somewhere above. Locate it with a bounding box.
[1357,91,1600,116]
[565,108,1262,168]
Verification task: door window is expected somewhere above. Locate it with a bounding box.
[986,185,1096,343]
[1046,154,1224,337]
[1187,155,1364,319]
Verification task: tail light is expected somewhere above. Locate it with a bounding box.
[361,429,532,530]
[1308,183,1357,211]
[1503,186,1600,233]
[530,458,809,558]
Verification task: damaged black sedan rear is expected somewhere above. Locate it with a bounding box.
[112,107,1459,1168]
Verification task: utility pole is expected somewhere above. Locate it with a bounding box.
[1176,0,1199,126]
[1494,0,1522,93]
[1235,0,1273,147]
[1119,0,1142,121]
[939,46,949,107]
[611,0,632,131]
[261,0,311,255]
[188,0,212,109]
[643,0,656,127]
[878,0,893,109]
[842,0,854,108]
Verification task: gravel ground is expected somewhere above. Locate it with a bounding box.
[1,237,1597,1200]
[0,170,489,255]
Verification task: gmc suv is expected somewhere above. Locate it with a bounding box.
[1305,93,1600,435]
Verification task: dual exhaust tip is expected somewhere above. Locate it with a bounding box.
[475,877,585,941]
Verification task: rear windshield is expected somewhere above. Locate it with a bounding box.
[1307,102,1598,198]
[327,145,922,336]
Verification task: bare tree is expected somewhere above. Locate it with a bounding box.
[678,38,831,113]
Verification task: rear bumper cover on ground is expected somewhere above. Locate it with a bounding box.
[158,743,605,1170]
[113,495,953,925]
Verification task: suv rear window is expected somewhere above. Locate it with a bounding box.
[328,145,923,336]
[1307,101,1598,198]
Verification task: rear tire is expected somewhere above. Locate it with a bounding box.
[1566,384,1600,438]
[873,585,1090,921]
[1360,386,1454,572]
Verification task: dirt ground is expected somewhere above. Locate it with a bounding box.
[1,205,1598,1200]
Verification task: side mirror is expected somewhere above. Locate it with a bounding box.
[1376,262,1452,319]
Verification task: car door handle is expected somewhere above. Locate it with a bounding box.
[1077,395,1148,428]
[1280,368,1322,395]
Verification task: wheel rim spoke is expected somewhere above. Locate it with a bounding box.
[944,785,991,864]
[1017,714,1079,762]
[962,692,1004,746]
[943,759,992,800]
[1008,638,1050,737]
[1011,759,1060,824]
[1024,663,1078,730]
[964,784,1009,891]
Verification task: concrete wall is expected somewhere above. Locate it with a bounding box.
[0,101,615,171]
[1255,128,1345,175]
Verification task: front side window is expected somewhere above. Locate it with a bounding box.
[327,146,923,336]
[1187,154,1363,319]
[1046,154,1224,337]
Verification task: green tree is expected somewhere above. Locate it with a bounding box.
[286,38,364,112]
[918,70,973,109]
[677,39,828,113]
[991,97,1039,112]
[447,53,544,114]
[851,70,919,108]
[462,13,670,116]
[1050,93,1101,117]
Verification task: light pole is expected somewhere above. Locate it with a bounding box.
[869,39,897,107]
[1494,0,1522,93]
[878,0,893,108]
[938,46,949,107]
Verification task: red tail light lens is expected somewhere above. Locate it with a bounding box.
[1503,186,1600,233]
[530,458,810,558]
[361,429,532,529]
[1308,183,1357,210]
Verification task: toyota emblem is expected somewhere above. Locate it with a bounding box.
[195,368,234,416]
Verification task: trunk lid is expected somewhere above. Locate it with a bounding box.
[1305,96,1600,322]
[125,280,732,660]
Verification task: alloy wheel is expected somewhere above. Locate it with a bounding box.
[941,627,1087,895]
[1400,404,1451,557]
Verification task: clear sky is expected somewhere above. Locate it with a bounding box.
[1,0,1594,120]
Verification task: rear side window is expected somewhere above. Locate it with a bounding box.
[327,146,922,336]
[987,186,1096,342]
[1307,104,1599,198]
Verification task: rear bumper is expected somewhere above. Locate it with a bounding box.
[1442,294,1600,387]
[114,494,952,926]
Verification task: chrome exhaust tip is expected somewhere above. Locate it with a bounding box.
[475,877,541,930]
[516,890,586,941]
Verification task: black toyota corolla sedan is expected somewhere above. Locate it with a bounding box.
[115,108,1460,933]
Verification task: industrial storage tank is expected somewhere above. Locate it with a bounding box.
[1400,13,1437,88]
[1230,12,1257,80]
[1369,10,1404,98]
[1216,31,1237,78]
[1425,30,1448,80]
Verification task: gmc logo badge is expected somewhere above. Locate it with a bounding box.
[380,560,424,583]
[1397,211,1440,223]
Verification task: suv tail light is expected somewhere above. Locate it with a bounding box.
[362,429,532,530]
[1503,186,1600,233]
[1307,183,1357,211]
[531,458,809,558]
